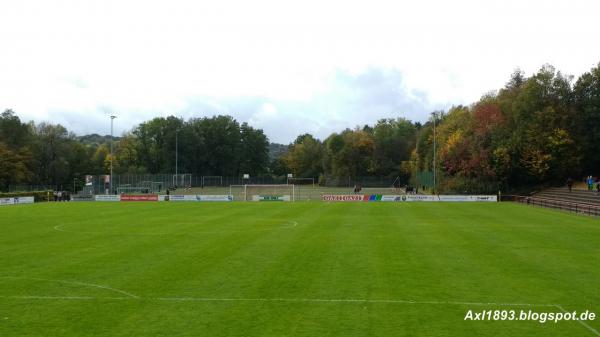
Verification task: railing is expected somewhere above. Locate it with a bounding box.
[502,195,600,216]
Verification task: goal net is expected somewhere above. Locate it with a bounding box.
[287,177,315,187]
[229,184,296,201]
[172,174,192,189]
[202,176,223,187]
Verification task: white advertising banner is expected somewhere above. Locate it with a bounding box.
[160,195,233,202]
[0,198,15,206]
[438,195,497,202]
[381,195,497,202]
[14,196,34,204]
[406,195,439,202]
[251,195,290,201]
[0,197,34,205]
[198,195,233,202]
[95,195,121,202]
[381,195,405,202]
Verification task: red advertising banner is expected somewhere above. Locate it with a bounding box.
[121,194,158,201]
[322,195,367,202]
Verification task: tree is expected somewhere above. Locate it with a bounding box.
[0,142,32,190]
[30,123,72,186]
[0,109,31,148]
[284,134,323,178]
[574,62,600,174]
[239,123,269,175]
[372,118,416,176]
[325,129,375,177]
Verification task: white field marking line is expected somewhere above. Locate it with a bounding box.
[53,224,168,236]
[554,304,600,337]
[53,220,299,236]
[0,276,139,299]
[191,220,300,234]
[152,297,555,307]
[0,292,554,308]
[0,295,94,300]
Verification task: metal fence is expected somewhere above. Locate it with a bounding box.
[73,174,405,195]
[6,185,56,193]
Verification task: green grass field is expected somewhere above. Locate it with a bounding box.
[1,202,599,336]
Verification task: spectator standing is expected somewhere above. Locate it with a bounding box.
[566,177,573,192]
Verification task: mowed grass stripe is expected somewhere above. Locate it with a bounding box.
[0,202,599,337]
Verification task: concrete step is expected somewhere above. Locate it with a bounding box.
[537,191,600,200]
[533,192,600,205]
[543,187,598,194]
[535,196,600,206]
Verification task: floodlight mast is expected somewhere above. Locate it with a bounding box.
[110,115,116,194]
[431,112,437,195]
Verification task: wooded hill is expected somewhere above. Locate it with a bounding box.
[1,62,598,192]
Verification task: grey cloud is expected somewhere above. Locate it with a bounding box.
[16,68,447,143]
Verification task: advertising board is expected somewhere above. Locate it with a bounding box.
[95,195,121,202]
[13,196,34,204]
[252,195,291,201]
[322,195,364,202]
[121,194,159,201]
[159,195,233,202]
[380,195,498,202]
[71,194,95,202]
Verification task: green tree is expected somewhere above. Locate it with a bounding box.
[0,142,32,190]
[372,118,416,176]
[239,123,269,175]
[573,62,600,174]
[284,134,323,178]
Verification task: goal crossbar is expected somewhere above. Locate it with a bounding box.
[287,177,315,187]
[229,184,295,201]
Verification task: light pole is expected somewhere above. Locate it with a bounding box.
[110,115,116,194]
[431,112,437,195]
[175,129,179,178]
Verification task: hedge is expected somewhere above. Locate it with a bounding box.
[0,191,52,202]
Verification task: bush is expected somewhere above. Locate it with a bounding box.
[0,190,52,202]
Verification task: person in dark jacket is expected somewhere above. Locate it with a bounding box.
[566,177,573,192]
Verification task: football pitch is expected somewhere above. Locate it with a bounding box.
[0,202,598,337]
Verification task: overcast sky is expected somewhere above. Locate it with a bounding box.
[1,0,599,143]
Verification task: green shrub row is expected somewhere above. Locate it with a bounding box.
[0,191,52,202]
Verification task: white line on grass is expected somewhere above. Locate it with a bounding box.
[0,290,555,308]
[53,220,299,235]
[3,275,596,335]
[0,276,139,299]
[1,296,95,300]
[554,304,600,337]
[4,296,596,336]
[153,297,556,307]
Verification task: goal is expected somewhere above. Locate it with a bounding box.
[229,184,296,201]
[287,177,315,187]
[172,174,192,189]
[202,176,223,187]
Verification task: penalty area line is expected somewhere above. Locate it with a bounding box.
[554,304,600,337]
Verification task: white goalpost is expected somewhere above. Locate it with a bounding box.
[229,184,296,201]
[202,176,223,187]
[287,177,315,187]
[172,174,192,189]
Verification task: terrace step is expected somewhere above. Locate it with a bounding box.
[533,187,600,205]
